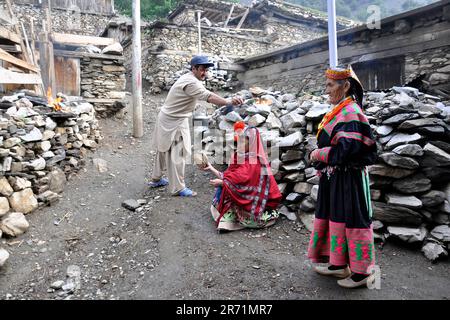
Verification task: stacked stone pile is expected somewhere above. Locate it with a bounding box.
[197,86,450,262]
[0,92,102,266]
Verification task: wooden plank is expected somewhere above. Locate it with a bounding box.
[0,44,21,53]
[236,8,249,30]
[0,26,21,44]
[223,4,235,28]
[53,49,125,61]
[0,48,40,73]
[54,56,80,96]
[52,33,115,47]
[0,69,42,84]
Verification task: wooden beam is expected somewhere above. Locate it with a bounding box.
[52,33,115,47]
[0,48,40,73]
[0,26,21,44]
[0,69,42,84]
[0,44,21,53]
[223,4,235,28]
[236,8,249,30]
[53,49,125,61]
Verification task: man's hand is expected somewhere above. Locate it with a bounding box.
[230,96,244,106]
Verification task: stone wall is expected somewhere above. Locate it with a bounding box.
[142,19,326,93]
[236,1,450,95]
[0,93,101,237]
[405,48,450,88]
[80,56,127,114]
[1,2,111,36]
[196,85,450,262]
[266,21,326,49]
[142,24,271,92]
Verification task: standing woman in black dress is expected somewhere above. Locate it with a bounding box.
[307,66,378,288]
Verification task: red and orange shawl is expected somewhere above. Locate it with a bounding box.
[216,127,282,224]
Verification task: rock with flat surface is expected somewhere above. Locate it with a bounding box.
[387,226,427,243]
[368,164,415,179]
[382,113,419,126]
[386,133,422,149]
[277,132,303,148]
[248,114,266,127]
[372,201,422,226]
[19,127,43,142]
[93,158,108,173]
[422,242,448,261]
[380,153,419,169]
[122,199,140,211]
[0,197,9,216]
[279,206,297,221]
[0,212,29,236]
[48,168,67,194]
[385,194,422,209]
[430,225,450,242]
[376,125,394,136]
[282,161,306,172]
[392,174,431,194]
[8,188,38,214]
[0,248,9,268]
[300,196,315,212]
[305,104,330,121]
[392,144,424,157]
[421,143,450,167]
[398,118,446,130]
[0,177,14,197]
[420,190,446,207]
[294,182,313,195]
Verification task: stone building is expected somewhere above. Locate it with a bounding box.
[235,0,450,97]
[0,0,127,115]
[142,0,357,92]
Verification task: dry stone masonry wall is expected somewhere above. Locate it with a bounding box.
[1,2,110,36]
[0,92,101,258]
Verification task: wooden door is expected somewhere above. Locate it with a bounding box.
[54,56,80,96]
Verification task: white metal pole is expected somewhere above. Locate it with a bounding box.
[327,0,338,68]
[197,10,202,54]
[132,0,143,137]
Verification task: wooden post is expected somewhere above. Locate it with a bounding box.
[132,0,143,138]
[39,1,56,95]
[196,10,202,54]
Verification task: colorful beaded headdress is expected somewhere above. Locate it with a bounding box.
[325,64,364,107]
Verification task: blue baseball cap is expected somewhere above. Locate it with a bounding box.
[190,55,214,68]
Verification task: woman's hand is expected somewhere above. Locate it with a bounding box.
[209,179,223,187]
[309,149,319,163]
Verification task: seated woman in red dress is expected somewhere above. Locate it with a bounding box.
[202,121,282,232]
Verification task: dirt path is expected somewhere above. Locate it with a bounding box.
[0,94,449,300]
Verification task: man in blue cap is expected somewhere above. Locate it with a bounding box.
[150,55,244,197]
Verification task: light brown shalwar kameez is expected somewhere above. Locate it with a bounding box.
[151,72,212,194]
